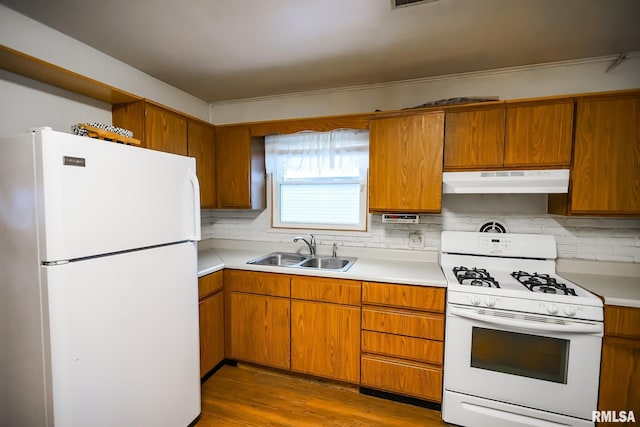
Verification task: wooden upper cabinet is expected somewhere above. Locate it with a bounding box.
[444,106,505,170]
[568,95,640,215]
[113,100,189,156]
[369,112,445,213]
[187,120,216,208]
[444,100,573,170]
[504,101,573,168]
[215,125,266,210]
[144,103,188,156]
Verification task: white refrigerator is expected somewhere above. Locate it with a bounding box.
[0,128,202,427]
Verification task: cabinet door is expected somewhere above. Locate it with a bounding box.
[199,291,224,377]
[229,292,290,369]
[188,120,216,208]
[504,101,573,168]
[571,96,640,215]
[215,125,252,209]
[444,106,505,170]
[145,104,188,156]
[369,112,445,213]
[598,337,640,418]
[291,300,360,383]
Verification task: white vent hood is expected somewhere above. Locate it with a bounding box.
[442,169,570,194]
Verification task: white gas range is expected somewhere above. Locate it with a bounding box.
[440,231,604,427]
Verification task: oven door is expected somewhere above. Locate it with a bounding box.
[444,303,602,421]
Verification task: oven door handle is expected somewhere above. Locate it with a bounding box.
[449,306,603,334]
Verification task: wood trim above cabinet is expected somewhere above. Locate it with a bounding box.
[1,45,141,104]
[246,113,372,136]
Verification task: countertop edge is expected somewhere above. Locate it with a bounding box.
[198,247,446,288]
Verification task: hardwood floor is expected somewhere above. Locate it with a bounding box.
[196,364,450,426]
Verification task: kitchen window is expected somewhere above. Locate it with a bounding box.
[265,129,369,231]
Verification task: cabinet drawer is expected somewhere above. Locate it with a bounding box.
[605,305,640,339]
[362,307,444,341]
[362,330,443,365]
[225,269,290,297]
[291,276,361,306]
[362,282,445,313]
[361,355,442,402]
[198,270,223,300]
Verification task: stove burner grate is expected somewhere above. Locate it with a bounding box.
[453,266,500,288]
[511,271,577,296]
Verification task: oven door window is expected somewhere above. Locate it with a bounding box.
[471,327,569,384]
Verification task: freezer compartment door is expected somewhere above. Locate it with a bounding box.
[44,242,200,427]
[36,129,200,262]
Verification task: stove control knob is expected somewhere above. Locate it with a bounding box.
[470,295,481,306]
[547,304,559,315]
[564,306,577,317]
[485,297,496,308]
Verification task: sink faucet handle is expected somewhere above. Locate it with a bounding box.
[332,242,337,258]
[309,234,316,255]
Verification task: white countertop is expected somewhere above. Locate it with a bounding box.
[197,239,446,287]
[557,259,640,308]
[197,248,224,277]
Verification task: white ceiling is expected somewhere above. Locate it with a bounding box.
[3,0,640,102]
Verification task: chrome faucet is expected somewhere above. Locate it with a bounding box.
[293,234,316,256]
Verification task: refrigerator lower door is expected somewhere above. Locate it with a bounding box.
[43,242,200,427]
[35,129,200,263]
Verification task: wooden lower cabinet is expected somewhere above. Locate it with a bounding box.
[598,305,640,425]
[225,269,291,370]
[362,307,444,341]
[361,355,443,402]
[229,292,290,370]
[361,330,443,365]
[290,276,361,383]
[361,281,445,403]
[198,271,224,378]
[291,300,360,383]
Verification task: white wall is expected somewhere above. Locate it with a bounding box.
[0,70,112,135]
[210,53,640,124]
[206,55,640,263]
[0,5,209,121]
[201,195,640,263]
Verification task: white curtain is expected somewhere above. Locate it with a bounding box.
[265,129,369,179]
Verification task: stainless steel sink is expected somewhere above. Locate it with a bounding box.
[298,256,356,271]
[247,252,357,272]
[247,252,308,267]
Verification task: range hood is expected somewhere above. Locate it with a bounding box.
[442,169,570,194]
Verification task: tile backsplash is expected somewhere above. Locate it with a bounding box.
[201,194,640,263]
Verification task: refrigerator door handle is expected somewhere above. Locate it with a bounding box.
[187,168,201,241]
